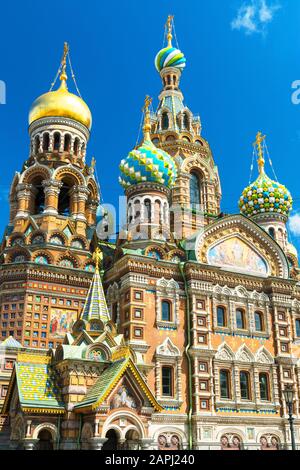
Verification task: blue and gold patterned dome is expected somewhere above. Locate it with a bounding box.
[154,16,186,73]
[119,96,177,189]
[119,138,177,189]
[239,132,293,219]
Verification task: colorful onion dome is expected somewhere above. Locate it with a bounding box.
[155,15,186,73]
[239,172,293,218]
[119,138,177,189]
[119,95,177,189]
[239,132,293,219]
[155,46,186,72]
[29,43,92,130]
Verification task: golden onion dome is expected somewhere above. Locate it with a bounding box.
[28,66,92,130]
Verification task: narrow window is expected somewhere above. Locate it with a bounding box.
[240,371,250,400]
[144,199,151,222]
[220,370,230,399]
[64,134,71,152]
[268,227,275,239]
[42,133,50,152]
[74,138,80,156]
[255,312,263,332]
[217,306,226,327]
[53,132,60,151]
[259,373,269,401]
[162,301,171,322]
[296,319,300,337]
[190,171,201,208]
[162,113,169,130]
[162,366,173,396]
[236,309,245,329]
[183,113,189,129]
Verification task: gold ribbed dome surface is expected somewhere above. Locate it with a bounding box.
[28,75,92,130]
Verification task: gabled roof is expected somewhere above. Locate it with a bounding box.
[0,336,22,348]
[81,269,110,324]
[74,358,163,412]
[2,354,64,415]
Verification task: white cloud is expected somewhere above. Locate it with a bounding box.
[231,0,281,35]
[289,213,300,236]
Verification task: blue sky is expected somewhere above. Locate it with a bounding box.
[0,0,300,249]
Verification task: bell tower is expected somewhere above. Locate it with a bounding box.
[0,43,100,349]
[150,16,221,240]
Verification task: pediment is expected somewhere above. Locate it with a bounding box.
[194,215,289,279]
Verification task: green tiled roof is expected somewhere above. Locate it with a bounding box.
[74,359,126,409]
[16,362,64,411]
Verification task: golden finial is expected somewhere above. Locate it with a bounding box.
[166,15,174,47]
[90,156,96,173]
[93,247,103,272]
[253,131,266,174]
[59,42,69,89]
[142,95,152,141]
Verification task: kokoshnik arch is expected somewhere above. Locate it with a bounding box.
[0,16,300,451]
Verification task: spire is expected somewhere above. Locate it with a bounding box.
[142,95,152,141]
[80,247,110,325]
[166,14,174,47]
[59,42,69,91]
[253,131,266,175]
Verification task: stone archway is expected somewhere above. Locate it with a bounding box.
[102,429,120,450]
[123,429,141,450]
[37,429,53,450]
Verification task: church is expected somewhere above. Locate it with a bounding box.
[0,16,300,450]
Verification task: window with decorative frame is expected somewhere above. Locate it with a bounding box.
[240,371,251,400]
[155,278,179,329]
[155,337,182,407]
[259,372,270,401]
[220,369,231,399]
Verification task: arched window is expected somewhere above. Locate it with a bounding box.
[236,309,245,329]
[34,135,40,154]
[162,113,169,130]
[220,370,230,399]
[31,177,45,215]
[42,133,50,152]
[268,227,275,239]
[190,171,201,208]
[162,300,171,321]
[58,180,72,216]
[255,311,263,331]
[217,306,226,327]
[183,113,189,130]
[64,134,71,152]
[296,319,300,337]
[74,138,80,156]
[259,373,269,400]
[53,132,60,151]
[240,371,251,400]
[144,199,151,222]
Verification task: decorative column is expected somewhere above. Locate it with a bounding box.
[155,359,161,400]
[140,438,153,450]
[15,183,36,219]
[42,179,63,215]
[88,437,108,450]
[71,185,89,222]
[23,438,39,450]
[86,199,99,226]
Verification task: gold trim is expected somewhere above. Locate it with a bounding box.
[17,353,51,364]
